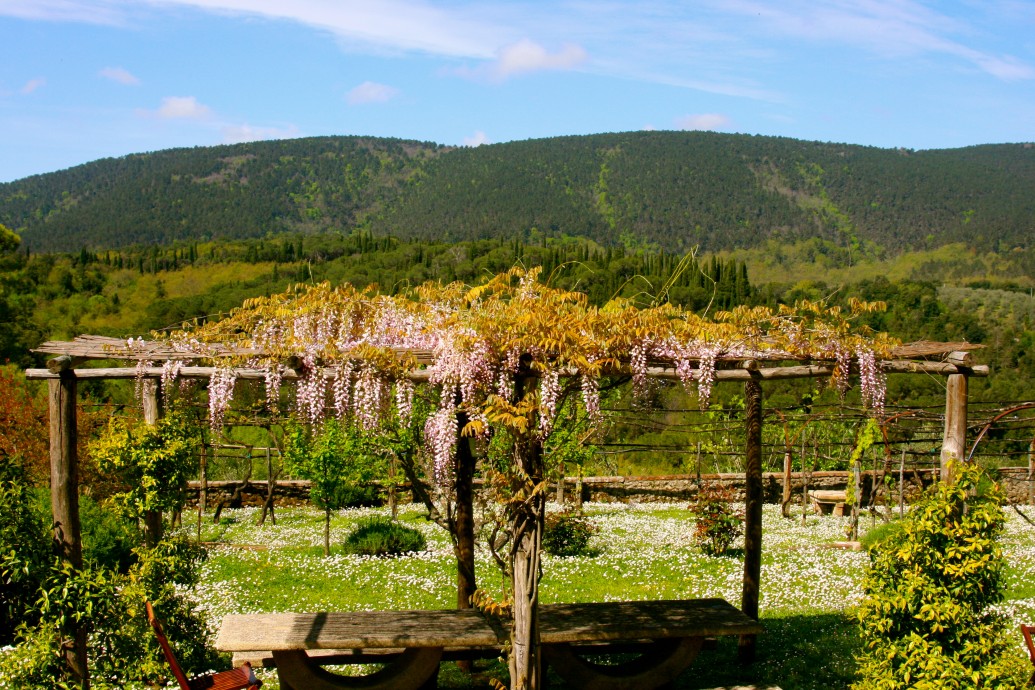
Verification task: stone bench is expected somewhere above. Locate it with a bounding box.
[810,490,847,516]
[216,598,762,690]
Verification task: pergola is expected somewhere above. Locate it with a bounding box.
[26,333,986,685]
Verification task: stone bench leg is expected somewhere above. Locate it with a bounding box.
[542,636,704,690]
[272,647,442,690]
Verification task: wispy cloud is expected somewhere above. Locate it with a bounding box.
[0,0,125,24]
[99,66,140,85]
[137,96,212,119]
[21,78,46,94]
[222,122,300,143]
[675,113,731,131]
[463,130,489,147]
[716,0,1035,81]
[490,40,587,80]
[346,81,399,105]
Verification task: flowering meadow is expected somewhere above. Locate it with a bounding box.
[182,501,1035,689]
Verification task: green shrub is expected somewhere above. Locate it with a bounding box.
[858,518,905,553]
[688,484,743,556]
[343,517,427,556]
[80,495,141,573]
[543,511,598,557]
[0,454,50,646]
[853,462,1017,690]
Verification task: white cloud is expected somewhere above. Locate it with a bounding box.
[222,123,300,144]
[490,39,587,80]
[139,96,212,119]
[463,130,489,147]
[675,113,731,131]
[99,66,140,85]
[20,78,45,94]
[346,81,399,105]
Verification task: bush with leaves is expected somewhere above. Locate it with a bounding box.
[91,408,199,525]
[688,483,744,556]
[343,516,427,556]
[852,462,1017,690]
[0,452,50,646]
[543,510,598,557]
[0,533,216,689]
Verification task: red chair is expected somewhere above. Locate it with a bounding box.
[146,602,262,690]
[1023,624,1035,687]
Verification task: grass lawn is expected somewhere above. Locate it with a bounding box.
[187,501,1035,689]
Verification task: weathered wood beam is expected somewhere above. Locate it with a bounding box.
[941,367,969,482]
[141,381,164,547]
[24,360,990,382]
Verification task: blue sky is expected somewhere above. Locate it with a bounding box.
[1,0,1033,182]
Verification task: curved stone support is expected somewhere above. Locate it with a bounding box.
[271,646,442,690]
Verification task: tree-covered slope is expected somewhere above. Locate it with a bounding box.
[3,131,1033,254]
[1,136,445,252]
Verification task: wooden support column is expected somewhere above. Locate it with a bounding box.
[47,357,88,686]
[142,380,164,546]
[739,376,763,664]
[940,354,970,482]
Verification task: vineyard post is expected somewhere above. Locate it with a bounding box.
[47,356,88,686]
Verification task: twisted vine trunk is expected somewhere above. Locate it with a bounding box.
[509,434,545,690]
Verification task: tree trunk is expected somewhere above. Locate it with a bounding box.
[509,431,545,690]
[454,413,477,611]
[324,506,331,557]
[739,378,762,665]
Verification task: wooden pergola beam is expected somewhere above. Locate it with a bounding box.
[25,360,989,382]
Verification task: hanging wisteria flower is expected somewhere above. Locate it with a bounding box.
[395,378,415,425]
[160,359,183,395]
[264,363,283,413]
[856,347,886,417]
[208,367,237,431]
[539,368,561,436]
[425,393,458,484]
[332,361,354,420]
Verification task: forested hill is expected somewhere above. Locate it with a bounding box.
[3,131,1033,254]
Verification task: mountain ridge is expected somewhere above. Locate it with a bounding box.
[2,131,1033,255]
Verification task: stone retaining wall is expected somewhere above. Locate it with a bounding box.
[187,467,1033,508]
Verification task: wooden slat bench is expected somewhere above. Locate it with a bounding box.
[216,598,761,690]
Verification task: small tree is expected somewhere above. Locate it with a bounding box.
[283,418,380,556]
[853,462,1015,689]
[91,409,199,546]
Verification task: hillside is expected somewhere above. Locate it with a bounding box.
[2,132,1033,255]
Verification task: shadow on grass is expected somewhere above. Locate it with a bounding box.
[436,611,862,690]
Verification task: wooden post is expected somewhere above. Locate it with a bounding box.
[899,448,906,518]
[739,377,763,664]
[48,360,88,686]
[142,380,164,546]
[1028,439,1034,506]
[781,447,793,517]
[941,368,969,482]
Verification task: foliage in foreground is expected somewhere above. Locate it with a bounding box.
[853,462,1017,689]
